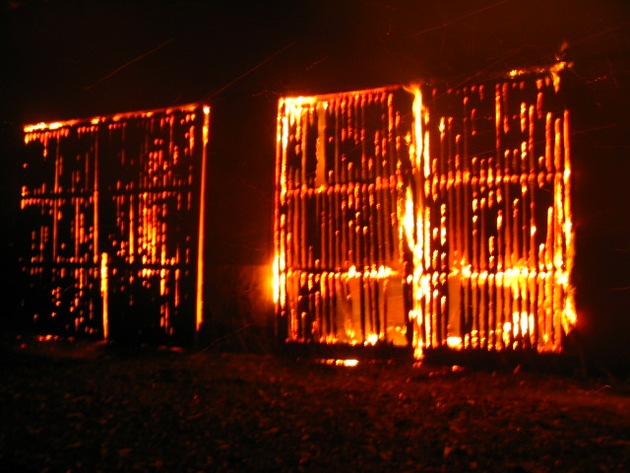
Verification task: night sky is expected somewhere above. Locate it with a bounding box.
[3,0,629,121]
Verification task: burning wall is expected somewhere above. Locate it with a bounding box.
[275,64,576,356]
[18,104,209,344]
[418,66,575,354]
[275,87,416,348]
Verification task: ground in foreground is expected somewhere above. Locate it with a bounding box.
[1,339,629,472]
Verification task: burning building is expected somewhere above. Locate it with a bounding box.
[3,0,628,371]
[13,58,627,366]
[13,62,613,362]
[18,104,210,345]
[274,63,576,357]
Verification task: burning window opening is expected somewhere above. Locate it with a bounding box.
[19,104,209,345]
[274,64,575,358]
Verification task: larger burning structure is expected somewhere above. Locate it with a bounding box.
[274,64,575,357]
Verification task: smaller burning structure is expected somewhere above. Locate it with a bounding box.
[274,63,576,357]
[18,104,210,345]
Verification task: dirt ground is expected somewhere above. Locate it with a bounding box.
[1,338,628,472]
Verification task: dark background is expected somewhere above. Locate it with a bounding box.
[2,0,629,367]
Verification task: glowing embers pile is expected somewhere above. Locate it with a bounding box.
[20,105,209,343]
[275,87,418,347]
[418,69,575,353]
